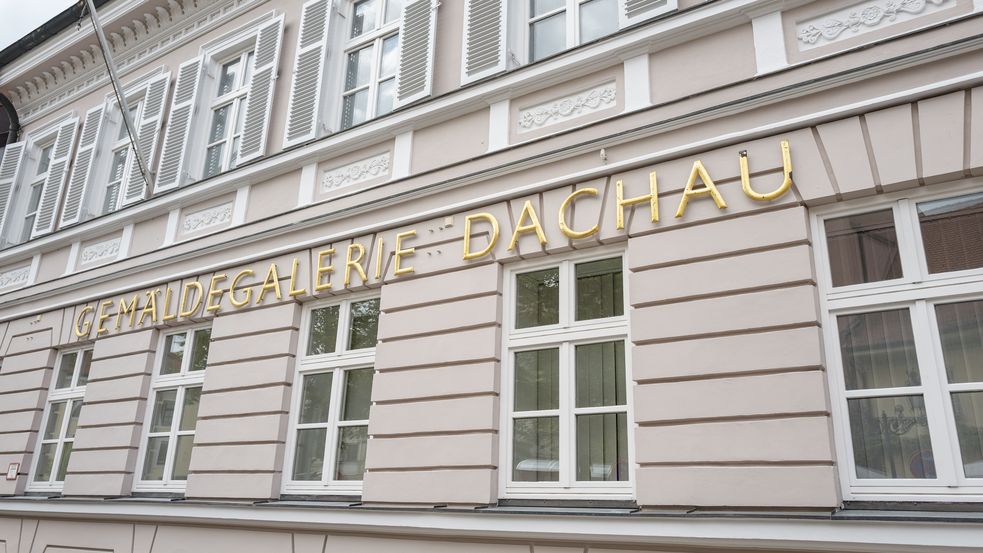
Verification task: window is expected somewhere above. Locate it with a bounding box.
[284,296,380,494]
[20,142,53,243]
[103,103,141,214]
[203,49,255,178]
[134,327,211,492]
[28,348,92,491]
[527,0,618,62]
[340,0,402,129]
[816,185,983,500]
[502,252,633,498]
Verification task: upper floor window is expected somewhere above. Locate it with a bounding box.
[816,185,983,501]
[134,327,211,493]
[284,296,380,495]
[340,0,402,130]
[527,0,619,62]
[21,142,54,243]
[502,252,633,499]
[204,49,255,178]
[28,348,92,491]
[102,103,142,215]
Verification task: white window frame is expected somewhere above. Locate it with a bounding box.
[133,325,211,493]
[11,132,57,245]
[500,247,635,500]
[813,177,983,502]
[282,292,380,496]
[101,100,143,216]
[337,0,402,130]
[26,347,92,492]
[203,49,255,178]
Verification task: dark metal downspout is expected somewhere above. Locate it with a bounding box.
[0,92,20,144]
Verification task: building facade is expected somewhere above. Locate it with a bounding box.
[0,0,982,551]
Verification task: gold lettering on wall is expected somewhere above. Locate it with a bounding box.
[179,282,204,318]
[206,274,227,313]
[139,289,159,326]
[315,248,335,292]
[462,213,500,260]
[558,187,600,239]
[229,269,254,307]
[256,263,283,304]
[508,200,548,251]
[288,259,307,298]
[741,140,794,201]
[345,243,367,287]
[616,173,659,230]
[675,161,726,218]
[115,295,139,330]
[393,231,416,276]
[74,306,94,337]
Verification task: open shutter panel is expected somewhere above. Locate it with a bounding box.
[32,117,79,238]
[0,143,26,240]
[60,105,106,226]
[122,72,171,206]
[237,16,285,164]
[156,57,203,192]
[394,0,438,109]
[462,0,506,84]
[618,0,673,28]
[284,0,331,148]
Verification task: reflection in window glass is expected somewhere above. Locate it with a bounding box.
[951,391,983,478]
[825,210,902,287]
[516,268,560,328]
[575,341,626,408]
[341,368,374,421]
[848,395,935,479]
[530,12,565,62]
[300,372,333,424]
[43,402,66,440]
[142,436,169,480]
[308,305,340,355]
[575,257,623,321]
[190,329,211,371]
[579,0,618,43]
[513,417,559,482]
[179,387,202,431]
[348,299,380,350]
[55,353,77,389]
[149,389,177,433]
[293,428,327,481]
[936,300,983,384]
[351,0,379,38]
[162,333,186,375]
[514,348,559,412]
[78,350,92,386]
[335,426,369,480]
[837,309,920,390]
[576,412,627,481]
[918,192,983,274]
[172,435,194,480]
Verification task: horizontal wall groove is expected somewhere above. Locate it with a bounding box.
[63,470,128,475]
[75,422,140,430]
[370,429,498,439]
[192,440,284,447]
[0,385,47,395]
[201,381,290,395]
[187,469,278,475]
[381,290,501,314]
[631,279,816,309]
[636,460,835,468]
[197,410,287,421]
[0,407,42,415]
[365,465,497,473]
[82,396,142,406]
[373,391,498,406]
[85,371,151,384]
[379,322,500,344]
[209,326,300,342]
[632,322,820,346]
[629,240,811,273]
[626,202,801,240]
[69,446,136,453]
[636,411,830,428]
[0,366,53,376]
[205,352,295,368]
[376,357,499,373]
[634,365,825,385]
[91,349,155,363]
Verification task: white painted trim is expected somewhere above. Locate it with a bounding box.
[391,131,414,180]
[27,253,41,286]
[162,208,180,247]
[488,99,510,152]
[0,498,982,550]
[622,54,651,112]
[119,224,135,259]
[297,163,319,208]
[751,11,788,75]
[232,186,250,225]
[64,242,80,276]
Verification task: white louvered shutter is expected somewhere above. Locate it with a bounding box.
[237,16,285,164]
[156,57,203,192]
[618,0,673,28]
[60,105,106,226]
[0,143,26,240]
[394,0,438,109]
[284,0,331,148]
[462,0,506,84]
[32,117,79,238]
[121,72,171,206]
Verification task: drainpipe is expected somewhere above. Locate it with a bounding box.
[0,92,20,145]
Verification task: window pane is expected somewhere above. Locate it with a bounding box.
[341,90,369,130]
[575,341,626,408]
[190,329,211,372]
[530,13,565,62]
[204,143,224,178]
[512,417,559,481]
[825,210,902,287]
[142,436,169,480]
[579,0,618,43]
[376,78,395,117]
[109,148,128,182]
[575,257,623,321]
[514,348,559,411]
[341,368,374,421]
[218,58,241,96]
[55,442,73,482]
[55,352,77,389]
[951,391,983,478]
[345,46,373,91]
[103,182,121,214]
[351,0,378,37]
[576,412,628,481]
[348,298,380,350]
[515,268,559,328]
[531,0,565,17]
[379,34,400,77]
[171,435,194,481]
[37,144,53,175]
[308,305,340,355]
[161,333,186,375]
[299,372,333,424]
[848,395,935,479]
[34,443,56,482]
[293,427,327,481]
[384,0,403,23]
[918,192,983,274]
[44,402,66,440]
[77,350,92,386]
[179,387,202,431]
[335,425,368,480]
[837,309,920,390]
[209,104,231,143]
[149,389,178,433]
[66,400,82,439]
[936,300,983,384]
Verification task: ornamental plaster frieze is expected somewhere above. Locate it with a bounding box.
[182,202,234,234]
[5,0,264,125]
[517,82,618,132]
[79,237,122,266]
[796,0,954,51]
[0,265,31,290]
[321,153,392,192]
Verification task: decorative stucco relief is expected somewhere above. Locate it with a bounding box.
[517,82,617,132]
[80,237,121,265]
[5,0,263,124]
[183,203,234,234]
[0,265,30,289]
[796,0,953,50]
[321,153,391,192]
